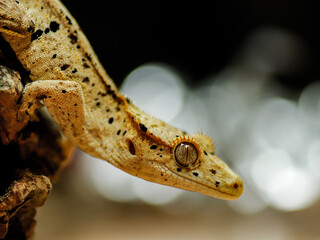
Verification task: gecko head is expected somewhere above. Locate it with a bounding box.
[135,133,243,200]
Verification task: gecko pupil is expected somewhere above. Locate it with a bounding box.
[174,142,198,167]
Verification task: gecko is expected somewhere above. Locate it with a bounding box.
[0,0,243,200]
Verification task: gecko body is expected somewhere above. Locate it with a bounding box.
[0,0,243,200]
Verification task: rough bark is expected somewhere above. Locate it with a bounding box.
[0,40,74,239]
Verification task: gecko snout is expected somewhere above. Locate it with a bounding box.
[230,178,244,199]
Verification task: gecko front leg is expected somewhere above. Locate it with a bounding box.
[19,80,86,138]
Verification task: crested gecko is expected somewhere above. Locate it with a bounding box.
[0,0,243,200]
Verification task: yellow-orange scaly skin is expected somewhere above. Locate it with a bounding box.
[0,0,243,200]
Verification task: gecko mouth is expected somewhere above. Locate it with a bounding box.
[190,179,241,200]
[162,165,243,200]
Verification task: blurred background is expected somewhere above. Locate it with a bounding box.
[35,1,320,239]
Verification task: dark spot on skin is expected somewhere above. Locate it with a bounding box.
[107,89,114,95]
[44,28,50,34]
[62,90,66,93]
[160,155,163,157]
[210,169,216,175]
[127,139,136,155]
[68,33,78,44]
[233,183,239,189]
[215,181,220,187]
[66,16,72,25]
[36,94,47,100]
[193,172,199,177]
[204,150,208,155]
[126,97,131,104]
[106,109,110,112]
[2,26,9,30]
[74,103,77,106]
[160,148,163,151]
[117,130,121,135]
[31,29,43,41]
[108,118,114,124]
[92,83,95,87]
[49,21,60,32]
[116,107,120,112]
[27,102,33,108]
[96,102,101,106]
[123,130,127,136]
[177,168,182,172]
[98,92,107,97]
[139,123,147,132]
[52,54,57,58]
[83,63,90,68]
[76,45,80,49]
[112,94,117,99]
[72,68,77,73]
[150,145,157,150]
[85,53,92,61]
[61,64,70,71]
[27,25,35,33]
[82,77,89,83]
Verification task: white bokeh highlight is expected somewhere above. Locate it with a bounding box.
[121,63,185,122]
[79,27,320,213]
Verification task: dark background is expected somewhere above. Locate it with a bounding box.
[62,1,320,90]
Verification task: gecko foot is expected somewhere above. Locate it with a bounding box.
[19,80,86,138]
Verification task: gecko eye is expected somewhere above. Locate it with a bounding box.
[174,142,198,167]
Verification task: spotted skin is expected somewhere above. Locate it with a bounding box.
[0,0,243,200]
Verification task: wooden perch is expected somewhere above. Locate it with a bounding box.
[0,171,51,239]
[0,58,74,238]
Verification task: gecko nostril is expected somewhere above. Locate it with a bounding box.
[233,183,239,189]
[210,169,216,175]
